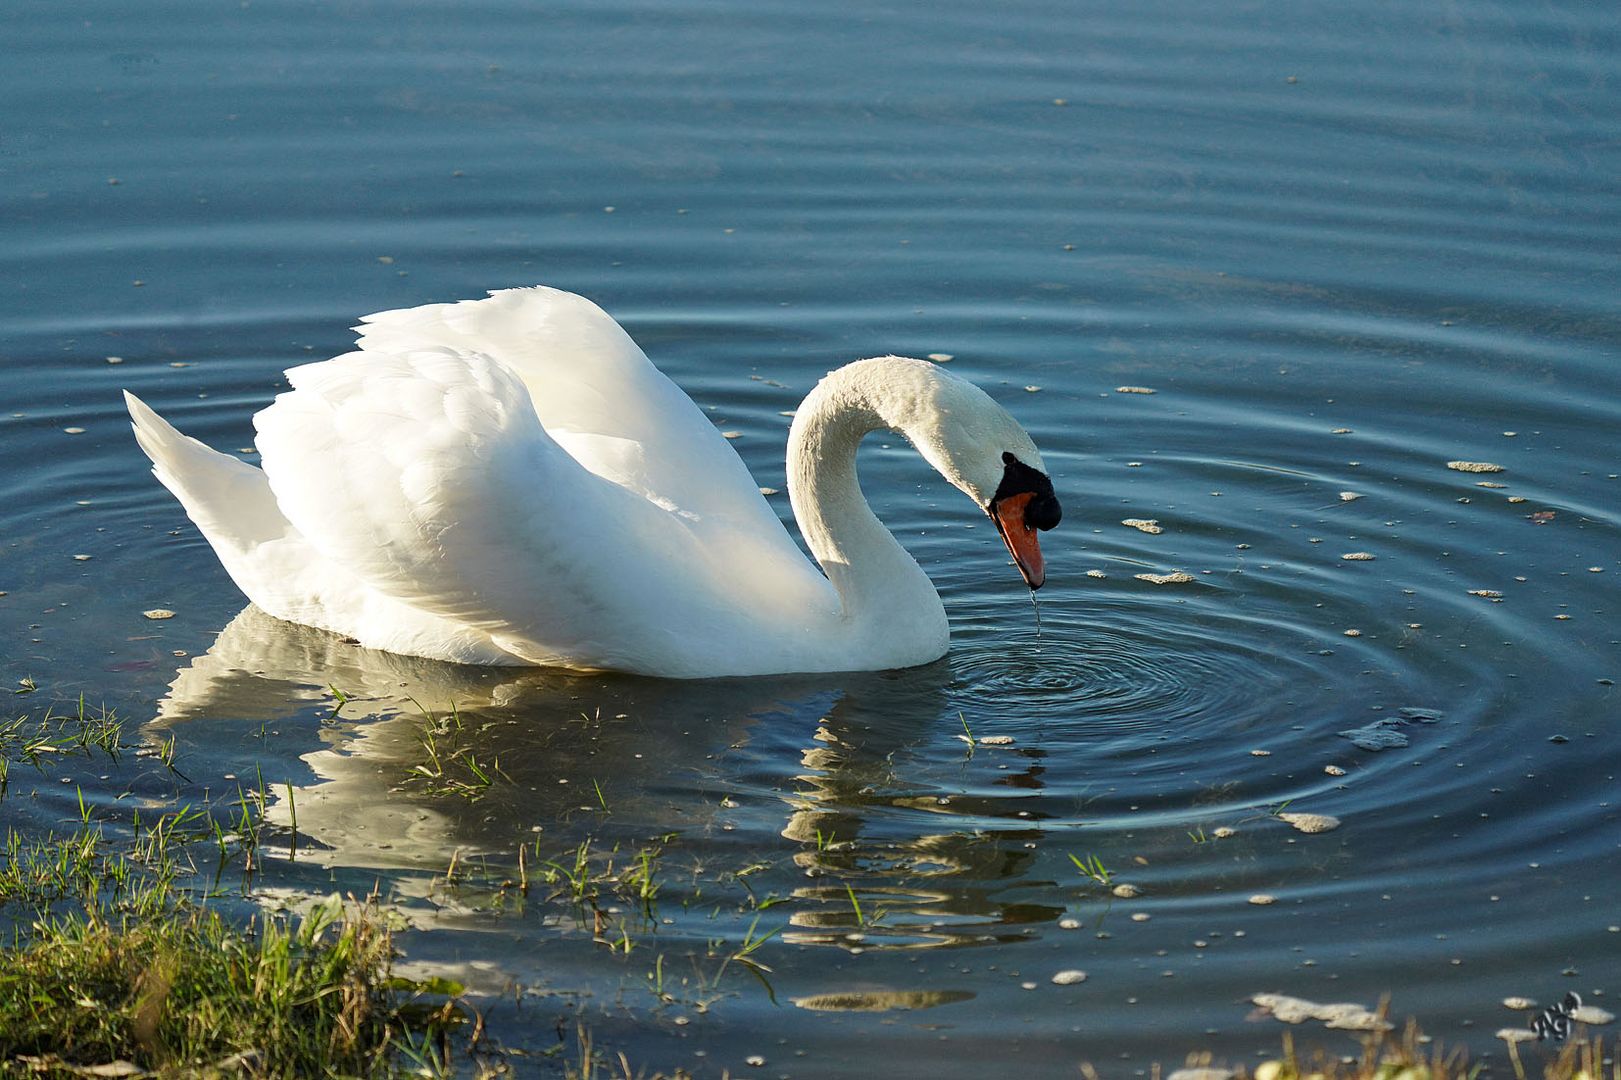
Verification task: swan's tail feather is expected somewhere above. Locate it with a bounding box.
[124,390,288,551]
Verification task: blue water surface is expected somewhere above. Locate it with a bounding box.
[2,0,1618,1074]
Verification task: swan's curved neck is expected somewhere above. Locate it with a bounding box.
[786,360,945,629]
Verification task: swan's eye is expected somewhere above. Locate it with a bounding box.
[991,453,1062,531]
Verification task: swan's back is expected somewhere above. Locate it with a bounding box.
[354,287,781,533]
[130,287,840,676]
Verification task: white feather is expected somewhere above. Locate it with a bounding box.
[127,286,1049,677]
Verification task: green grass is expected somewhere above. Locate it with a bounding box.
[33,692,1613,1080]
[0,690,793,1078]
[0,832,487,1079]
[955,710,976,750]
[1,895,453,1077]
[401,702,508,802]
[0,697,124,797]
[1068,850,1113,886]
[0,692,496,1078]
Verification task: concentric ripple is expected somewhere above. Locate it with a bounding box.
[948,598,1349,746]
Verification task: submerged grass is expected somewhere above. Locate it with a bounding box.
[1068,850,1114,886]
[0,697,124,797]
[401,701,508,802]
[11,692,1611,1080]
[1156,1015,1618,1080]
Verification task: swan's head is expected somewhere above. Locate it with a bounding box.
[898,362,1063,589]
[985,450,1062,589]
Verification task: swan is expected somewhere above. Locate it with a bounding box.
[124,287,1060,678]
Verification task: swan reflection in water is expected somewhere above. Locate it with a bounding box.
[147,606,1061,988]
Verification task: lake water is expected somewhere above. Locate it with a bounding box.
[3,0,1618,1073]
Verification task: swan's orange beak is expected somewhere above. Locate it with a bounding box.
[992,491,1046,590]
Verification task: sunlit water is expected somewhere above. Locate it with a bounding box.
[3,0,1618,1073]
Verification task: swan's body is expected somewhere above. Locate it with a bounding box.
[126,287,1059,678]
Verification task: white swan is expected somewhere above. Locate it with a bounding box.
[125,287,1060,678]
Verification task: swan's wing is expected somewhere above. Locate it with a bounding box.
[254,344,820,671]
[124,392,516,664]
[352,286,787,539]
